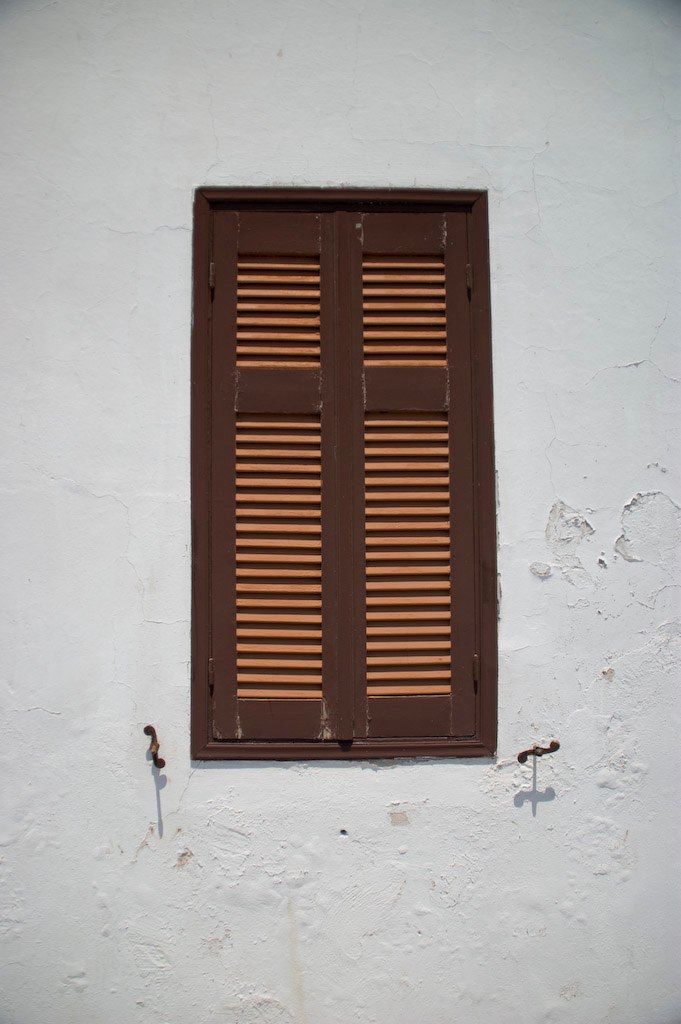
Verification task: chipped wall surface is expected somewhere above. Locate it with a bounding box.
[1,0,680,1022]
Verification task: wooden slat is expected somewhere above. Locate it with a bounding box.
[236,256,321,367]
[364,412,452,697]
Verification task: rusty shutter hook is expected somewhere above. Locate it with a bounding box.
[517,740,560,764]
[144,725,166,769]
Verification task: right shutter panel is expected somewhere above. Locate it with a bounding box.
[355,213,478,740]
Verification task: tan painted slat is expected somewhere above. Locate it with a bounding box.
[367,581,450,593]
[366,566,449,577]
[364,347,445,356]
[367,641,451,650]
[236,522,321,534]
[237,273,319,282]
[363,261,444,268]
[365,520,447,531]
[237,659,323,670]
[366,608,450,617]
[236,610,321,618]
[236,494,321,505]
[235,466,319,477]
[367,656,451,666]
[236,347,320,357]
[366,626,451,635]
[366,506,450,517]
[364,302,445,310]
[235,447,320,458]
[238,644,323,654]
[238,261,320,269]
[365,432,448,441]
[368,686,449,696]
[367,670,450,681]
[237,289,321,298]
[365,446,448,456]
[236,598,321,608]
[365,416,447,424]
[365,359,445,367]
[238,303,319,312]
[236,553,322,564]
[363,275,444,283]
[366,550,450,561]
[237,689,322,699]
[236,418,319,427]
[364,331,447,340]
[236,479,321,490]
[363,286,445,294]
[236,567,320,578]
[236,538,321,549]
[236,509,321,519]
[366,492,449,502]
[236,671,323,679]
[237,626,323,634]
[364,460,449,470]
[238,361,320,369]
[237,318,321,326]
[237,583,321,593]
[237,433,324,444]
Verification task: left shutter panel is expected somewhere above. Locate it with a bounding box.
[210,211,341,743]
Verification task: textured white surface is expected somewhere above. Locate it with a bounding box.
[1,1,680,1022]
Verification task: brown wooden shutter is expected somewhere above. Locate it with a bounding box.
[337,212,478,740]
[209,211,344,742]
[192,190,496,759]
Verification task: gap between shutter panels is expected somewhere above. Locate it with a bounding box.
[235,413,323,700]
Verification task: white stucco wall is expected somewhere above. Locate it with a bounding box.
[1,1,680,1022]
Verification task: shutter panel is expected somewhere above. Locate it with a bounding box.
[210,212,343,742]
[350,212,478,740]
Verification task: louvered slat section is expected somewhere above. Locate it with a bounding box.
[365,413,451,697]
[363,256,446,365]
[236,415,322,699]
[236,256,321,367]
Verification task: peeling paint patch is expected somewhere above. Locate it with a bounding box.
[615,492,681,567]
[602,667,615,681]
[545,500,594,587]
[389,810,410,826]
[530,561,552,578]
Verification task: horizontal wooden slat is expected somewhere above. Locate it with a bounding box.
[368,686,450,696]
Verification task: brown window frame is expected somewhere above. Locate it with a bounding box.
[191,188,497,760]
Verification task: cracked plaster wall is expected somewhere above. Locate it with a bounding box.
[1,1,680,1022]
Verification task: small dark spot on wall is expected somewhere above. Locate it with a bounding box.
[175,849,194,869]
[339,829,348,836]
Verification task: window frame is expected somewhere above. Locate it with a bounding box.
[191,188,497,760]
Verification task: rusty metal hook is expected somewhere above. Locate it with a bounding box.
[517,740,560,764]
[143,725,166,769]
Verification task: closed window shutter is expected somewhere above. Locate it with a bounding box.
[193,191,496,758]
[210,212,344,742]
[336,212,478,741]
